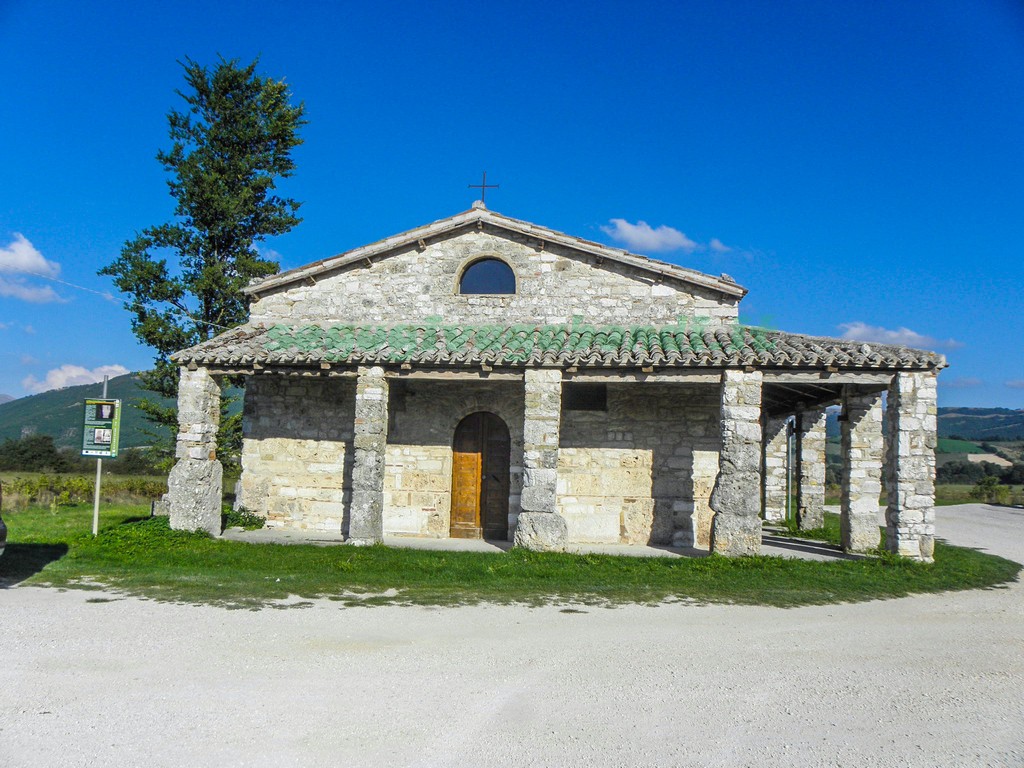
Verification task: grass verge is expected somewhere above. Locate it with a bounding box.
[1,504,1019,610]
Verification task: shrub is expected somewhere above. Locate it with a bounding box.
[0,473,166,511]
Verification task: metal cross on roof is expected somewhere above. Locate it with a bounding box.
[468,171,499,205]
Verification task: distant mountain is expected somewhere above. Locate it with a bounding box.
[938,407,1024,441]
[0,394,13,405]
[0,374,243,451]
[0,373,175,449]
[826,406,1023,443]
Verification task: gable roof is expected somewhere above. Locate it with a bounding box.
[245,203,747,299]
[173,321,945,372]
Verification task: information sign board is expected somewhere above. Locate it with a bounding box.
[82,399,121,458]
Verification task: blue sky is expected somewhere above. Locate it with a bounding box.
[1,0,1022,407]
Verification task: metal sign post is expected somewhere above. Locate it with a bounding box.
[82,377,121,537]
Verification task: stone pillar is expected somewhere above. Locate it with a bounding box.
[514,368,568,552]
[710,369,763,556]
[348,366,389,545]
[840,389,884,552]
[167,367,223,535]
[795,407,827,530]
[885,371,938,561]
[762,415,789,523]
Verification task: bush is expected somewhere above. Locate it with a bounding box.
[969,476,1014,505]
[0,473,166,511]
[222,506,265,530]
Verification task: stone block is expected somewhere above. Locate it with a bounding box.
[167,458,223,536]
[513,511,568,551]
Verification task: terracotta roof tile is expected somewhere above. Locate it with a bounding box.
[172,323,946,371]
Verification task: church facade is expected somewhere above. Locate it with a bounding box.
[166,204,943,559]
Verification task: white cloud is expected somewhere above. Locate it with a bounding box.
[1006,380,1024,390]
[0,233,64,303]
[256,245,283,262]
[601,218,741,257]
[838,322,964,350]
[943,376,983,389]
[0,277,64,303]
[0,233,60,277]
[22,364,130,394]
[601,219,698,253]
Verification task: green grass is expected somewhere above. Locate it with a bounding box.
[2,504,1019,610]
[937,437,985,454]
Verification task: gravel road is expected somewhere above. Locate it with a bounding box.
[2,503,1022,768]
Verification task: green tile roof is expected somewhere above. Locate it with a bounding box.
[172,322,945,371]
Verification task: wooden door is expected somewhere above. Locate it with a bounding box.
[450,412,510,540]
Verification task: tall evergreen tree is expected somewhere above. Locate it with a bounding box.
[101,56,305,464]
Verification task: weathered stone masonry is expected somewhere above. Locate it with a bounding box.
[840,388,884,553]
[885,372,938,562]
[515,368,568,551]
[349,367,389,545]
[167,205,945,561]
[236,376,355,532]
[167,367,222,536]
[762,416,789,524]
[796,407,827,531]
[383,380,525,538]
[710,369,763,556]
[558,382,720,547]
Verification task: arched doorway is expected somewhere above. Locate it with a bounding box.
[450,412,511,539]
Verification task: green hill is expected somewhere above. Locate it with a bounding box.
[0,374,174,449]
[827,406,1024,442]
[0,373,242,451]
[938,408,1024,440]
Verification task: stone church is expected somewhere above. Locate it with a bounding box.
[166,203,944,560]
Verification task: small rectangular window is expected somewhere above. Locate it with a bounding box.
[563,383,607,411]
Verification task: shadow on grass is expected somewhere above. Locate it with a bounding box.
[0,543,69,588]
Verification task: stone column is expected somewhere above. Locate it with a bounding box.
[795,407,827,530]
[710,369,763,556]
[762,415,789,523]
[885,371,938,561]
[348,366,389,545]
[840,388,884,552]
[167,367,223,535]
[514,368,568,552]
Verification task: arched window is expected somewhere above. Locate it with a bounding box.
[458,258,516,295]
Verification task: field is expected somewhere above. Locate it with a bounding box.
[937,437,985,454]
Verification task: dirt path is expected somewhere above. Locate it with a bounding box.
[2,504,1022,767]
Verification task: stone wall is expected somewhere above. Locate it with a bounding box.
[762,416,789,523]
[796,408,827,530]
[710,370,763,556]
[557,383,720,546]
[250,228,738,327]
[167,367,223,535]
[841,388,884,553]
[237,376,355,532]
[384,379,525,539]
[238,374,722,546]
[885,372,938,561]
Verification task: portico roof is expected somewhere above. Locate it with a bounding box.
[172,322,946,373]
